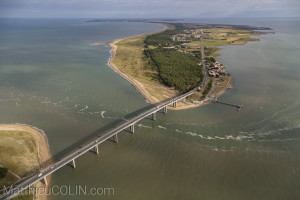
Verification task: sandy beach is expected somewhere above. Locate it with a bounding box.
[107,24,171,105]
[0,124,52,200]
[215,76,233,99]
[108,39,161,104]
[107,25,233,110]
[108,39,232,110]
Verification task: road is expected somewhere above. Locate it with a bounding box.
[0,36,209,200]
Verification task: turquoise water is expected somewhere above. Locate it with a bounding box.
[0,18,299,200]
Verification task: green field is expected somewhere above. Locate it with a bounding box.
[185,40,231,48]
[203,40,231,46]
[0,130,41,199]
[146,48,203,93]
[113,23,261,105]
[210,75,232,97]
[112,34,179,103]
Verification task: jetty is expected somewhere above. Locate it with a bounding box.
[214,100,243,111]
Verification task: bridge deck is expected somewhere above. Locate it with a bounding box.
[0,35,210,200]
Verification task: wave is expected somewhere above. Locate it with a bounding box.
[107,42,150,104]
[137,124,152,129]
[173,122,300,142]
[100,111,106,118]
[247,99,300,127]
[0,98,21,102]
[79,105,88,112]
[158,125,167,130]
[259,137,300,142]
[239,123,300,139]
[175,129,253,141]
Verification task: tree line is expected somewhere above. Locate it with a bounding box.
[201,78,213,99]
[145,48,203,93]
[145,30,184,47]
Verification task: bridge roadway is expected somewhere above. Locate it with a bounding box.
[1,36,209,200]
[0,81,207,200]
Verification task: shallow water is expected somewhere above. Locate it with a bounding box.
[0,18,299,200]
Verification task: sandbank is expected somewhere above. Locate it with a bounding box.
[107,29,232,110]
[0,124,52,200]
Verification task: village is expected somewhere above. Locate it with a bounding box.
[171,29,202,42]
[205,60,227,78]
[170,29,228,78]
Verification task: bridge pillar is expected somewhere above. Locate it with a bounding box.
[71,159,76,168]
[94,145,99,154]
[152,112,156,120]
[113,134,118,143]
[163,106,167,114]
[43,177,48,185]
[130,125,135,133]
[173,101,177,108]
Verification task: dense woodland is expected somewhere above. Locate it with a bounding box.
[145,29,183,47]
[145,48,203,93]
[0,167,8,179]
[142,22,262,96]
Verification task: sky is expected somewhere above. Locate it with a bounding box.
[0,0,299,18]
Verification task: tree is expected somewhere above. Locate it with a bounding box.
[147,48,203,93]
[0,167,8,179]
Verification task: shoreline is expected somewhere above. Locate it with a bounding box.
[215,75,233,98]
[108,39,159,104]
[107,24,169,105]
[107,27,232,110]
[0,124,52,200]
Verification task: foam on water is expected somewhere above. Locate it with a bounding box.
[137,124,152,129]
[100,111,106,118]
[158,125,167,130]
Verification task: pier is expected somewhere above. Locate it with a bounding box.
[214,100,243,111]
[0,36,212,200]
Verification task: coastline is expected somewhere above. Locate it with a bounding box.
[107,27,232,110]
[107,24,169,104]
[215,75,233,98]
[108,39,160,104]
[0,124,52,200]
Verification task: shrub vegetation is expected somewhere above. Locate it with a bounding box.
[145,48,203,93]
[0,167,8,179]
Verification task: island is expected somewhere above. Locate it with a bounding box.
[107,22,271,110]
[0,124,52,200]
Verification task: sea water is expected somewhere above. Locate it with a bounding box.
[0,18,299,200]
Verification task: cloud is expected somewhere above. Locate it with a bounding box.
[0,0,299,18]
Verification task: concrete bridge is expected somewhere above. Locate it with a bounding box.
[0,36,210,200]
[0,83,209,200]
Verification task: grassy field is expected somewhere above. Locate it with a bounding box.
[112,25,258,108]
[113,35,147,79]
[203,28,261,46]
[185,28,261,50]
[210,75,232,97]
[0,130,42,199]
[203,40,231,47]
[113,34,179,102]
[0,131,41,177]
[185,40,231,48]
